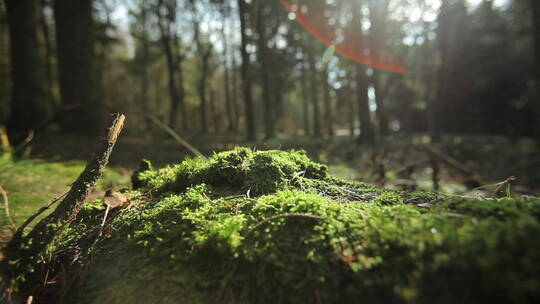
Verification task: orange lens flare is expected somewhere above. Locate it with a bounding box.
[280,0,406,74]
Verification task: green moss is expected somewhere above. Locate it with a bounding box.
[43,149,540,303]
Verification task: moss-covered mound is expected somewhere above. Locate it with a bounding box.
[53,148,540,303]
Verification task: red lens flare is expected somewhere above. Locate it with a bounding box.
[280,0,406,74]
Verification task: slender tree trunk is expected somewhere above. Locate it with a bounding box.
[38,0,55,105]
[532,0,540,77]
[221,10,234,132]
[5,0,54,135]
[138,8,152,131]
[356,66,375,145]
[322,64,334,137]
[347,73,355,137]
[300,60,310,136]
[433,2,452,143]
[161,35,181,130]
[531,0,540,141]
[231,49,240,132]
[307,49,321,138]
[191,3,212,134]
[368,0,391,136]
[238,0,256,141]
[256,1,274,140]
[198,50,211,133]
[372,70,389,135]
[350,1,374,145]
[0,3,11,125]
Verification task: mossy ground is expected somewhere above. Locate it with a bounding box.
[7,148,540,303]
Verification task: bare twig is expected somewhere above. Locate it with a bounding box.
[0,186,16,231]
[247,213,326,236]
[144,113,207,160]
[423,144,478,178]
[11,192,67,239]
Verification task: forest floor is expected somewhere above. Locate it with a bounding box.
[1,130,539,249]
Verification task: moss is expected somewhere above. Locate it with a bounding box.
[137,147,328,196]
[43,149,540,303]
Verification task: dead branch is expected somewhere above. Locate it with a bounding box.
[11,192,68,240]
[2,113,125,289]
[0,186,16,230]
[423,144,482,184]
[144,113,207,160]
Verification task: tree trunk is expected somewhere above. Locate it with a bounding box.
[221,9,235,133]
[54,0,104,136]
[372,70,389,135]
[38,0,56,105]
[532,0,540,76]
[531,0,540,141]
[350,1,375,145]
[307,48,321,138]
[300,60,310,136]
[198,49,211,133]
[162,35,181,130]
[231,47,240,132]
[368,0,391,136]
[322,64,334,137]
[136,6,152,132]
[433,2,452,143]
[238,0,257,141]
[256,1,274,140]
[356,66,375,145]
[0,4,11,125]
[192,13,211,134]
[5,0,54,134]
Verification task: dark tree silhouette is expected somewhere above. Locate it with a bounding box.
[5,0,53,135]
[54,0,104,135]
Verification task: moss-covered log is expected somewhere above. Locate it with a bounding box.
[11,148,540,303]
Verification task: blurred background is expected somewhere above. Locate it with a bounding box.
[1,0,540,235]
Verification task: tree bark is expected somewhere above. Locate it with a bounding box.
[300,60,310,136]
[531,0,540,141]
[368,0,391,136]
[238,0,257,141]
[351,1,375,145]
[532,0,540,77]
[191,6,212,134]
[221,7,235,133]
[322,64,334,137]
[156,0,186,131]
[0,4,11,125]
[355,66,375,145]
[307,48,322,138]
[53,0,104,136]
[256,1,274,140]
[5,0,54,134]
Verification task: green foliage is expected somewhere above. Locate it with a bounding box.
[46,149,540,303]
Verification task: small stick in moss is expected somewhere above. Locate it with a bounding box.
[0,186,16,230]
[247,213,326,236]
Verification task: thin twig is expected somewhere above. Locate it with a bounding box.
[144,113,207,160]
[11,192,68,239]
[0,186,16,230]
[247,213,326,236]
